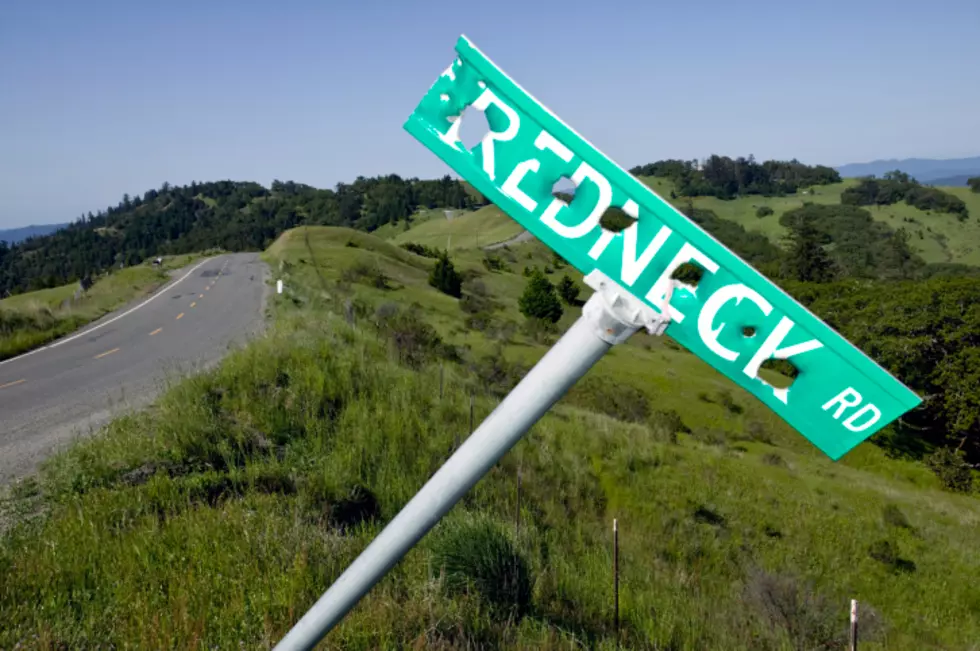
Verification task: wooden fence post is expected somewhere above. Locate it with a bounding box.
[515,466,522,533]
[850,599,858,651]
[613,518,620,640]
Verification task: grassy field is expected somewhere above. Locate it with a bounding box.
[2,224,978,650]
[390,204,525,251]
[0,253,205,360]
[368,177,980,268]
[637,177,980,267]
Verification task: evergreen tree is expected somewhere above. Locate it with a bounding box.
[429,251,462,298]
[519,269,563,323]
[556,274,579,305]
[784,221,836,283]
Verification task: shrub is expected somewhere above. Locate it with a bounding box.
[925,447,974,493]
[341,260,390,290]
[868,539,916,573]
[756,205,774,217]
[761,452,787,467]
[565,377,650,423]
[744,568,853,650]
[521,316,558,344]
[482,253,508,272]
[649,408,690,439]
[469,346,528,397]
[556,274,580,305]
[882,504,913,530]
[518,268,562,323]
[460,292,495,315]
[400,242,440,258]
[374,304,444,369]
[429,513,533,619]
[717,389,744,415]
[429,252,463,298]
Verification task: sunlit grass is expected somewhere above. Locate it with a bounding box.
[1,227,978,649]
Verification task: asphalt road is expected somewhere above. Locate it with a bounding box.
[0,253,269,484]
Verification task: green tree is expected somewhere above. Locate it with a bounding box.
[428,251,462,298]
[968,177,980,193]
[556,274,579,305]
[519,268,563,323]
[783,221,836,283]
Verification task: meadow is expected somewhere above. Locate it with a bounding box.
[0,254,204,361]
[1,225,978,650]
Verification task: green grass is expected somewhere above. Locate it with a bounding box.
[0,253,206,360]
[637,176,980,266]
[389,204,525,251]
[369,207,449,241]
[2,226,979,649]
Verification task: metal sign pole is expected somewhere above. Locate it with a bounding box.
[274,272,672,650]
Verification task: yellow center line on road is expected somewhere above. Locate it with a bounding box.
[94,348,120,360]
[0,378,26,390]
[190,302,197,308]
[176,313,184,320]
[149,328,163,336]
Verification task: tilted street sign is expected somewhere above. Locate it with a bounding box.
[404,35,921,460]
[274,36,928,649]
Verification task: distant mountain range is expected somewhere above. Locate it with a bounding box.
[0,223,69,245]
[836,156,980,186]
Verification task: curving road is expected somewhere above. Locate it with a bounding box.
[0,253,269,484]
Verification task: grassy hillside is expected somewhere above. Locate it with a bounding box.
[389,204,525,251]
[0,253,203,360]
[639,176,980,266]
[2,225,978,650]
[366,175,980,269]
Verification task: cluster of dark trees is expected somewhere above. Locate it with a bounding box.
[841,171,969,219]
[0,175,484,296]
[660,198,980,462]
[969,177,980,193]
[630,155,841,200]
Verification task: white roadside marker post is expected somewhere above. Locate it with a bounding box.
[273,272,674,651]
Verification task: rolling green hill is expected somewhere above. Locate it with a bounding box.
[3,225,978,649]
[379,174,980,268]
[644,177,980,267]
[389,204,524,251]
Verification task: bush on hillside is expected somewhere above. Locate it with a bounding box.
[341,260,391,290]
[564,376,650,423]
[428,252,463,298]
[518,268,562,323]
[925,447,974,493]
[744,568,873,649]
[469,346,528,396]
[400,242,441,259]
[556,274,580,305]
[482,253,508,272]
[968,177,980,193]
[374,303,445,369]
[429,513,534,619]
[755,205,774,217]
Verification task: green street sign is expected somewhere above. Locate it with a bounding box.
[403,35,921,460]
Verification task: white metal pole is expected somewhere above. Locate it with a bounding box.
[273,272,671,651]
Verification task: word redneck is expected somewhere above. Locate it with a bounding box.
[404,36,920,460]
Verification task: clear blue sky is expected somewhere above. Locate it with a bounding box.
[2,0,978,228]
